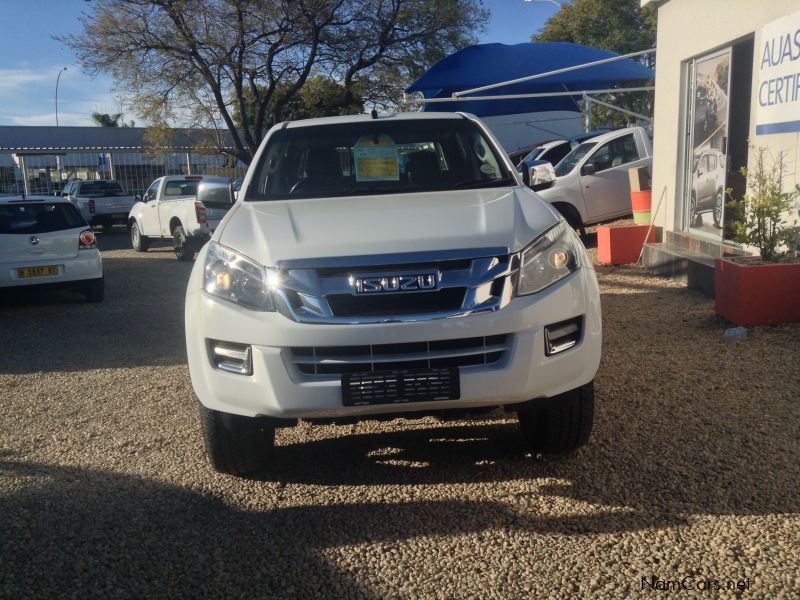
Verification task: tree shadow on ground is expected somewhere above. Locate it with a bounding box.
[0,450,676,598]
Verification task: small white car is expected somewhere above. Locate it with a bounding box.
[537,127,652,229]
[0,195,103,301]
[185,112,601,476]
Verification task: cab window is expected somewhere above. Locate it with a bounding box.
[143,181,160,202]
[584,134,640,173]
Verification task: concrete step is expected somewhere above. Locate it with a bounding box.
[642,242,717,298]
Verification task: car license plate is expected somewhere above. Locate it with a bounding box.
[112,213,126,220]
[18,265,59,278]
[342,367,460,406]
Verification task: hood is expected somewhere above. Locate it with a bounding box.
[217,187,559,266]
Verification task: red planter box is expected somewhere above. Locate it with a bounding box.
[597,224,655,265]
[715,258,800,326]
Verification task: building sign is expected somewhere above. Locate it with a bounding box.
[755,10,800,135]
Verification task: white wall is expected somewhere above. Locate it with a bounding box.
[649,0,800,233]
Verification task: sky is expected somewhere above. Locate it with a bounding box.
[0,0,562,127]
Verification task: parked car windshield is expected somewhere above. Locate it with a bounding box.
[78,181,125,196]
[554,142,597,177]
[521,147,545,164]
[0,202,85,234]
[247,118,514,201]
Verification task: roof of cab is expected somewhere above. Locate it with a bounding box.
[282,111,469,129]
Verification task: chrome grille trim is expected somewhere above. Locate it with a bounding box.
[270,249,520,324]
[291,342,509,366]
[288,335,510,376]
[275,247,510,269]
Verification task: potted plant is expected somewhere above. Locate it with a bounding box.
[715,147,800,326]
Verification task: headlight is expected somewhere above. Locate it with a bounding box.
[517,221,580,296]
[204,241,277,311]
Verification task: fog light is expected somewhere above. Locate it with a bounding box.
[208,340,252,375]
[544,317,582,356]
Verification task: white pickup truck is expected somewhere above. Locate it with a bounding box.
[185,112,602,476]
[61,179,137,231]
[536,126,652,230]
[127,175,233,261]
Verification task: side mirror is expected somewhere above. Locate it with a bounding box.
[581,163,597,176]
[135,194,142,203]
[529,161,556,192]
[197,180,235,208]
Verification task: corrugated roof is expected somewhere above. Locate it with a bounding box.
[0,125,237,153]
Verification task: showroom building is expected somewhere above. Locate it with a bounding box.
[642,0,800,295]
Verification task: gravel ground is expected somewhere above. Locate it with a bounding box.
[1,226,799,599]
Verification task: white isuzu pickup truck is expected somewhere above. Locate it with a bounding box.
[185,112,602,476]
[128,175,233,261]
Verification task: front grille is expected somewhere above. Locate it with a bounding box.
[272,248,519,324]
[327,287,466,317]
[289,334,510,376]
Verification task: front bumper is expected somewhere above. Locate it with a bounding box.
[185,254,601,419]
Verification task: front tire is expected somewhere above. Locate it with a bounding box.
[173,226,194,262]
[130,221,149,252]
[517,382,594,453]
[553,203,583,231]
[199,404,275,476]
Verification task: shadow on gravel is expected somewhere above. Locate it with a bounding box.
[264,414,799,519]
[0,452,639,598]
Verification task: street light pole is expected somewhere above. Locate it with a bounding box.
[523,0,562,7]
[55,67,67,127]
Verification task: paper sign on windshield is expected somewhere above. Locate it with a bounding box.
[354,134,399,182]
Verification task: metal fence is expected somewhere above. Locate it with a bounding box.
[0,150,248,197]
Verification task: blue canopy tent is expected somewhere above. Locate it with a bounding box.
[406,42,655,118]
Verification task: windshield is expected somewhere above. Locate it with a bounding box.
[520,147,544,165]
[248,119,514,201]
[0,202,85,234]
[554,142,597,177]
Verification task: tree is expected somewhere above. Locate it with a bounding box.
[91,112,123,127]
[62,0,488,164]
[234,77,364,133]
[533,0,656,128]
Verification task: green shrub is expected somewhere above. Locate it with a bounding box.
[729,147,799,262]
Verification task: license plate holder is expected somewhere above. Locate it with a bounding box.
[18,265,59,278]
[342,367,460,407]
